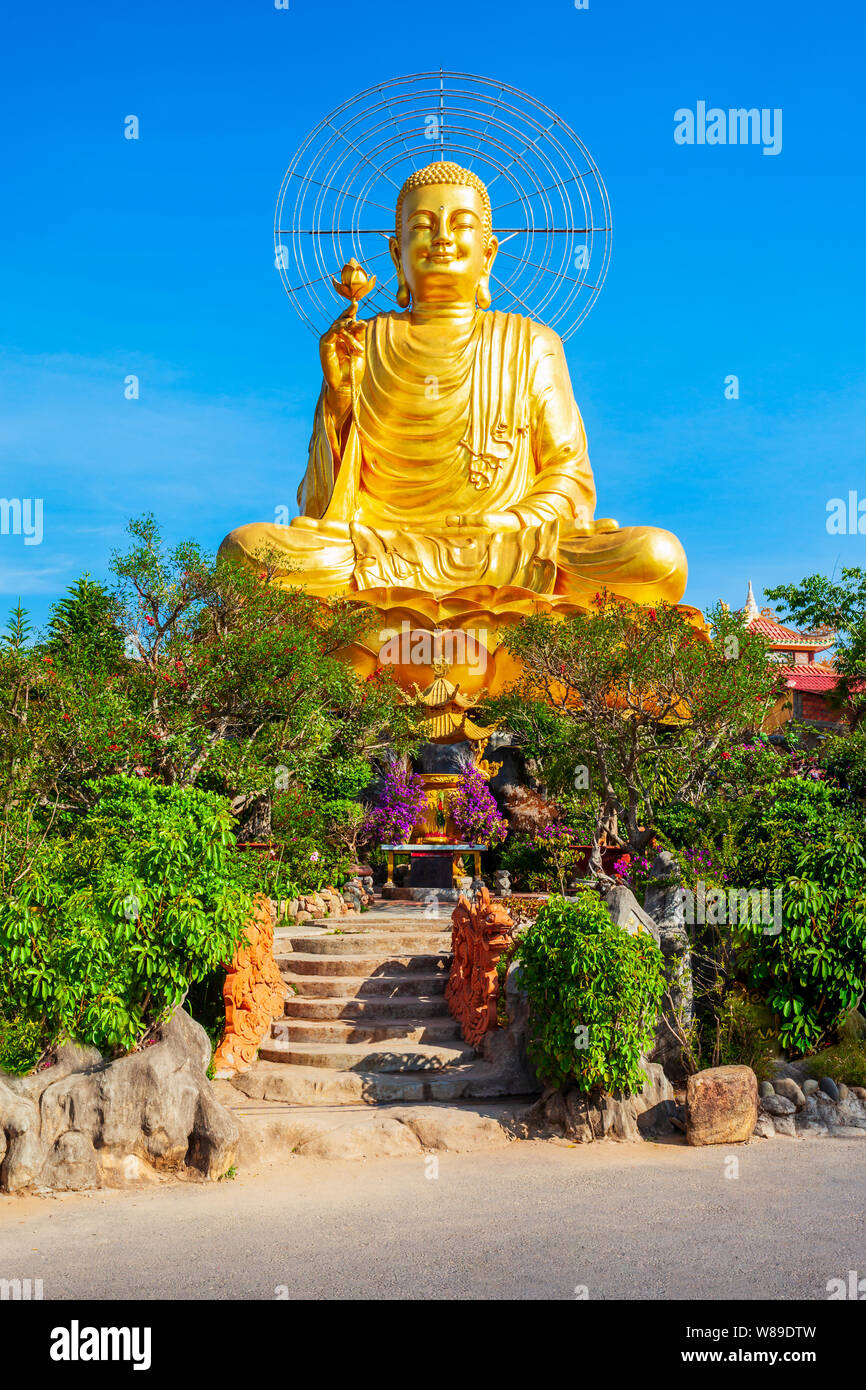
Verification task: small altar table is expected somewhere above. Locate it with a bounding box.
[381,843,486,887]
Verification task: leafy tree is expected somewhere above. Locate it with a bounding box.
[485,597,782,871]
[765,568,864,726]
[515,893,665,1094]
[0,515,418,890]
[656,760,857,889]
[818,726,866,799]
[0,776,253,1063]
[47,574,125,668]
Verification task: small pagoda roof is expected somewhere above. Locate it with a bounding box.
[742,582,834,651]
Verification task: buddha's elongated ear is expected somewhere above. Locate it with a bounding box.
[389,235,410,308]
[477,235,498,310]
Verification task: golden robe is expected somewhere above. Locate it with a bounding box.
[221,308,687,604]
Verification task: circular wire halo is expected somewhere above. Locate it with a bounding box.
[274,70,612,341]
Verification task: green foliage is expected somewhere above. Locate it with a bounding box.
[498,822,597,892]
[47,574,125,668]
[661,750,856,889]
[484,597,781,859]
[0,1012,44,1075]
[0,515,418,898]
[819,728,866,800]
[0,776,253,1061]
[735,830,866,1054]
[699,990,781,1082]
[514,893,665,1093]
[805,1039,866,1088]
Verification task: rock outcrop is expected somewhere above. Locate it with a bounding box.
[643,851,694,1072]
[520,1057,677,1143]
[0,1010,238,1193]
[753,1068,866,1139]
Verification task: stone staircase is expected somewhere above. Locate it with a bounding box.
[230,907,522,1106]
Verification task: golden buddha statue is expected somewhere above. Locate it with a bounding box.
[220,161,686,606]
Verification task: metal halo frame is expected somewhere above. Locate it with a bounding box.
[274,70,612,342]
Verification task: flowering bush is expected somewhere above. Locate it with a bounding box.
[365,762,427,844]
[611,848,657,901]
[449,766,508,846]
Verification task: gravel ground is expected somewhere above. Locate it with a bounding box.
[1,1135,864,1301]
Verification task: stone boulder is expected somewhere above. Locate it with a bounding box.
[771,1077,806,1109]
[601,884,661,946]
[0,1010,238,1193]
[521,1057,677,1143]
[686,1065,758,1146]
[760,1093,796,1118]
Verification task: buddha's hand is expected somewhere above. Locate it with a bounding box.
[445,510,522,532]
[320,306,366,408]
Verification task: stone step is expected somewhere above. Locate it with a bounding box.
[281,932,453,956]
[281,971,448,999]
[339,918,454,933]
[227,1098,522,1164]
[281,951,451,977]
[271,1016,462,1046]
[284,994,451,1021]
[229,1060,534,1106]
[258,1038,475,1071]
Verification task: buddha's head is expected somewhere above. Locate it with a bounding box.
[390,162,499,310]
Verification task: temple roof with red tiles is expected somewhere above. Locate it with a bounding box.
[742,582,835,652]
[777,662,839,691]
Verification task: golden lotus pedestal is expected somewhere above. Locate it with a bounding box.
[336,583,601,697]
[332,582,706,714]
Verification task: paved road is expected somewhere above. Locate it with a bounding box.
[1,1137,863,1300]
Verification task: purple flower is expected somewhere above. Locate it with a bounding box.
[449,766,508,846]
[366,762,427,844]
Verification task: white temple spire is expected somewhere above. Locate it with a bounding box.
[744,580,760,622]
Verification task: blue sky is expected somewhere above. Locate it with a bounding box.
[1,0,864,630]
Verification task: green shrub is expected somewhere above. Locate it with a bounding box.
[0,775,253,1061]
[0,1013,45,1076]
[701,991,781,1082]
[735,830,866,1054]
[805,1040,866,1088]
[514,893,665,1094]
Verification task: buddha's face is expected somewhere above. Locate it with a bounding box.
[390,183,498,307]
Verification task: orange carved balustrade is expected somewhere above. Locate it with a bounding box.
[213,894,286,1076]
[445,885,514,1049]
